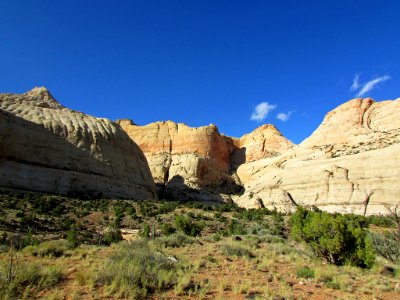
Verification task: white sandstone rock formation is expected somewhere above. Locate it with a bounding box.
[0,87,157,199]
[235,98,400,215]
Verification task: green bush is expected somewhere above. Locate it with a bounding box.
[296,266,315,279]
[102,225,123,245]
[36,197,59,214]
[67,224,79,248]
[366,215,395,228]
[160,223,176,236]
[234,208,272,221]
[174,215,204,237]
[15,211,24,218]
[157,202,179,214]
[20,227,38,248]
[20,215,36,231]
[139,224,151,239]
[290,207,375,268]
[222,219,246,236]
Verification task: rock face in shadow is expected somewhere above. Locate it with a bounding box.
[117,120,293,202]
[235,98,400,215]
[0,87,157,200]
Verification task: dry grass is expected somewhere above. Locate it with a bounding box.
[1,194,399,299]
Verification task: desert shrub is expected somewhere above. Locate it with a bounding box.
[127,206,136,216]
[20,227,39,249]
[157,202,179,214]
[0,232,7,245]
[37,197,60,214]
[290,206,375,268]
[369,231,400,263]
[140,224,151,239]
[216,202,244,213]
[94,240,184,298]
[20,214,36,231]
[76,208,90,218]
[23,239,72,257]
[67,224,79,248]
[15,211,24,218]
[0,255,63,298]
[366,215,395,228]
[154,233,195,248]
[296,266,315,279]
[184,201,209,211]
[102,224,123,245]
[247,224,261,235]
[174,215,204,237]
[234,208,272,221]
[212,233,222,241]
[139,202,158,217]
[242,235,261,248]
[258,233,285,244]
[221,242,254,258]
[113,205,126,227]
[160,223,176,236]
[222,219,246,236]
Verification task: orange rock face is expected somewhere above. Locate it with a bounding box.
[117,120,233,192]
[118,119,293,201]
[235,124,294,162]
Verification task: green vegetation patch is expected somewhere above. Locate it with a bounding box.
[290,207,375,268]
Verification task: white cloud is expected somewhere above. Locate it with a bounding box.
[276,111,293,122]
[356,75,390,97]
[250,102,276,122]
[350,73,361,91]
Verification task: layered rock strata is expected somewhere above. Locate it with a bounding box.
[0,87,157,199]
[235,98,400,215]
[117,120,293,201]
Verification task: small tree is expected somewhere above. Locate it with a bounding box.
[174,215,204,237]
[290,207,375,268]
[103,224,123,245]
[67,224,79,248]
[140,224,151,239]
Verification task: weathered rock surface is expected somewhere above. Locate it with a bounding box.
[117,120,293,201]
[117,120,238,201]
[235,98,400,215]
[231,124,294,165]
[0,87,157,199]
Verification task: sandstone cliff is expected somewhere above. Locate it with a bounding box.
[117,120,293,202]
[231,124,294,165]
[0,87,157,199]
[235,98,400,215]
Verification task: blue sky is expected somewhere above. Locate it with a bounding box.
[1,1,399,143]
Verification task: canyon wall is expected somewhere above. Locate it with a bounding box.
[0,87,157,200]
[234,98,400,215]
[2,87,398,215]
[118,119,293,202]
